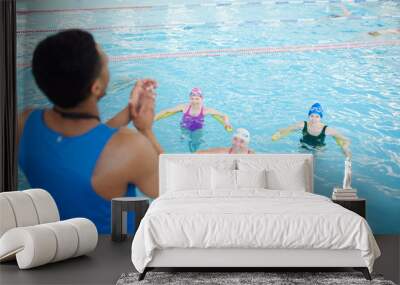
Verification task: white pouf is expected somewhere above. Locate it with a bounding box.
[0,189,98,269]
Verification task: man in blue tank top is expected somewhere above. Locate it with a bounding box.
[17,29,163,233]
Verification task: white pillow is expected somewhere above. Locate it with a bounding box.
[236,169,268,189]
[167,163,212,191]
[237,159,309,192]
[212,168,237,191]
[266,166,307,191]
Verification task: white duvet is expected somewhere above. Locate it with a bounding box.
[131,190,380,273]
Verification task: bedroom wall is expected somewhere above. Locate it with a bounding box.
[374,235,400,284]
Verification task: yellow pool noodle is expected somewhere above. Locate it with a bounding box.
[271,129,294,141]
[334,137,346,147]
[154,110,180,121]
[211,114,233,132]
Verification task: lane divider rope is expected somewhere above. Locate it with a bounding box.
[16,0,384,14]
[16,40,400,68]
[16,15,400,35]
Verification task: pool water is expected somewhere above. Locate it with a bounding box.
[16,0,400,234]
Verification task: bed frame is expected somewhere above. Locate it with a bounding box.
[139,154,371,281]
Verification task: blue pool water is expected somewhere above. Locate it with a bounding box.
[16,0,400,234]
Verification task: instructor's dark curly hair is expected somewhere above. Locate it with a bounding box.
[32,29,102,109]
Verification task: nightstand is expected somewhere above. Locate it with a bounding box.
[111,197,150,242]
[332,198,366,218]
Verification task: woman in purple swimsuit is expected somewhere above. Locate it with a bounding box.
[155,88,232,152]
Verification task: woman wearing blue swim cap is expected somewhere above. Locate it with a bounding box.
[271,103,351,159]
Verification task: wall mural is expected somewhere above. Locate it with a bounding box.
[16,0,400,234]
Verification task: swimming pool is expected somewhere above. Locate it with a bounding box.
[16,0,400,234]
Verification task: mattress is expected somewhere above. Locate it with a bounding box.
[131,190,380,273]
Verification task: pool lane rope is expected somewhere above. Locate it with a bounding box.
[16,0,384,15]
[16,15,400,36]
[16,40,400,68]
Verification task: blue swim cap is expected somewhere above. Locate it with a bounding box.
[308,103,323,118]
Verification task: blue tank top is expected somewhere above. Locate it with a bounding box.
[18,109,136,234]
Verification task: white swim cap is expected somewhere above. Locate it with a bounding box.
[233,128,250,145]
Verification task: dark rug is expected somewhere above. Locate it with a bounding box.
[116,271,396,285]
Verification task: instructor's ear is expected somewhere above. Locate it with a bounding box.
[91,79,105,100]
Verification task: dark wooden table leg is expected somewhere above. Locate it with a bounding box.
[121,209,127,241]
[111,200,123,242]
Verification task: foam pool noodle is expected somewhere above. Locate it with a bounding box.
[211,114,233,132]
[334,137,346,148]
[272,129,293,141]
[154,111,179,121]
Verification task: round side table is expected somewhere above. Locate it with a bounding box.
[111,197,150,242]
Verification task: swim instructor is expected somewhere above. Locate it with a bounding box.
[17,29,163,233]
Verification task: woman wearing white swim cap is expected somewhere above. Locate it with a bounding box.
[196,128,255,154]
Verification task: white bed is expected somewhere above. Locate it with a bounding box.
[131,154,380,280]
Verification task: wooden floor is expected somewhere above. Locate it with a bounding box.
[0,235,398,285]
